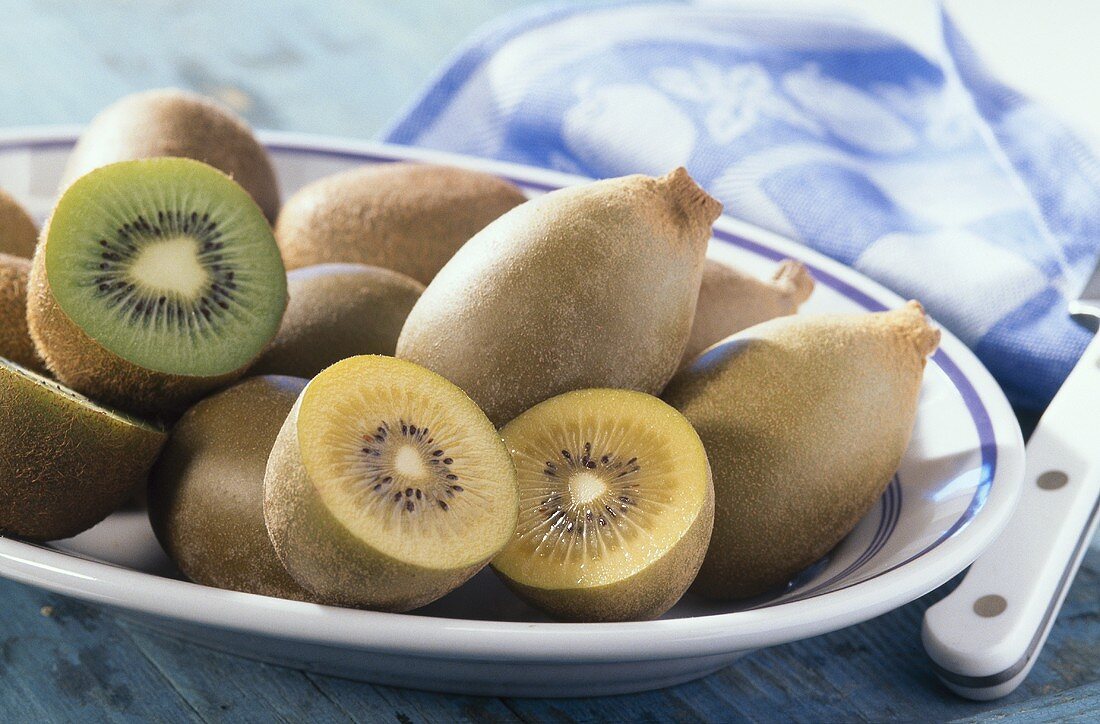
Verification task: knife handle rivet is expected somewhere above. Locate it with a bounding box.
[973,594,1007,617]
[1037,470,1069,490]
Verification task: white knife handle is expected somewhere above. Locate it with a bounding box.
[922,332,1100,700]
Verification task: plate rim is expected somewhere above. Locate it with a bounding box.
[0,127,1025,662]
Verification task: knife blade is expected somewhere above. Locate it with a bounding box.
[922,255,1100,700]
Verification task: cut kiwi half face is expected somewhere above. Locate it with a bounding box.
[264,355,519,611]
[0,357,166,541]
[27,157,287,416]
[491,389,714,622]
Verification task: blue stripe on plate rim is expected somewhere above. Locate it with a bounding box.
[1,135,996,605]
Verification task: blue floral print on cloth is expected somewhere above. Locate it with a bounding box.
[385,1,1100,413]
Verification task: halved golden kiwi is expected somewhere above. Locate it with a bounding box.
[492,389,713,622]
[264,355,519,611]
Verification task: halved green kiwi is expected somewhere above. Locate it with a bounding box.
[27,158,287,417]
[492,389,714,622]
[0,358,166,540]
[264,355,519,611]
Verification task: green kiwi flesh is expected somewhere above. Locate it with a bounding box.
[148,375,316,601]
[663,301,940,600]
[264,355,519,611]
[27,158,287,417]
[251,263,424,378]
[63,88,280,221]
[492,389,713,622]
[0,357,166,540]
[0,188,38,258]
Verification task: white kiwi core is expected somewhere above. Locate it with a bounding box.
[129,236,210,296]
[394,444,429,479]
[568,471,608,505]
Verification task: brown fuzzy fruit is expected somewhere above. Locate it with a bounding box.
[148,376,316,601]
[663,301,940,600]
[274,163,527,284]
[0,189,37,258]
[63,88,280,221]
[251,263,424,379]
[0,358,166,541]
[397,168,721,426]
[681,258,814,369]
[0,253,44,372]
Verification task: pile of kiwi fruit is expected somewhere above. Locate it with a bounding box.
[0,88,941,621]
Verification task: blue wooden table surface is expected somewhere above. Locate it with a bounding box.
[2,1,1098,721]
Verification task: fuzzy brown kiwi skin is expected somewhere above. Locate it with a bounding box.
[398,168,721,427]
[264,395,504,612]
[493,464,714,622]
[26,219,287,420]
[0,362,166,541]
[0,253,45,373]
[148,376,317,602]
[663,301,940,600]
[250,263,424,379]
[63,89,279,221]
[680,258,814,370]
[0,188,38,258]
[274,163,528,284]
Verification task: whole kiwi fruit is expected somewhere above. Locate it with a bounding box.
[63,88,280,221]
[0,253,44,372]
[663,301,940,600]
[0,358,166,541]
[148,375,315,601]
[681,258,814,369]
[27,158,288,418]
[397,168,721,426]
[264,355,519,611]
[274,163,527,284]
[251,263,424,378]
[492,389,713,622]
[0,188,37,258]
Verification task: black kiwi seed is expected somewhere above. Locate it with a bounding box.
[86,207,240,332]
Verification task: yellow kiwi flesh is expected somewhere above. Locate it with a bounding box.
[148,376,316,601]
[274,163,527,284]
[0,188,37,258]
[492,389,713,622]
[62,88,280,221]
[0,253,44,372]
[0,358,166,540]
[681,258,814,369]
[663,301,940,600]
[251,263,424,379]
[264,355,519,611]
[398,168,721,426]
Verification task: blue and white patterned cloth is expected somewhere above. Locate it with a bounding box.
[385,1,1100,413]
